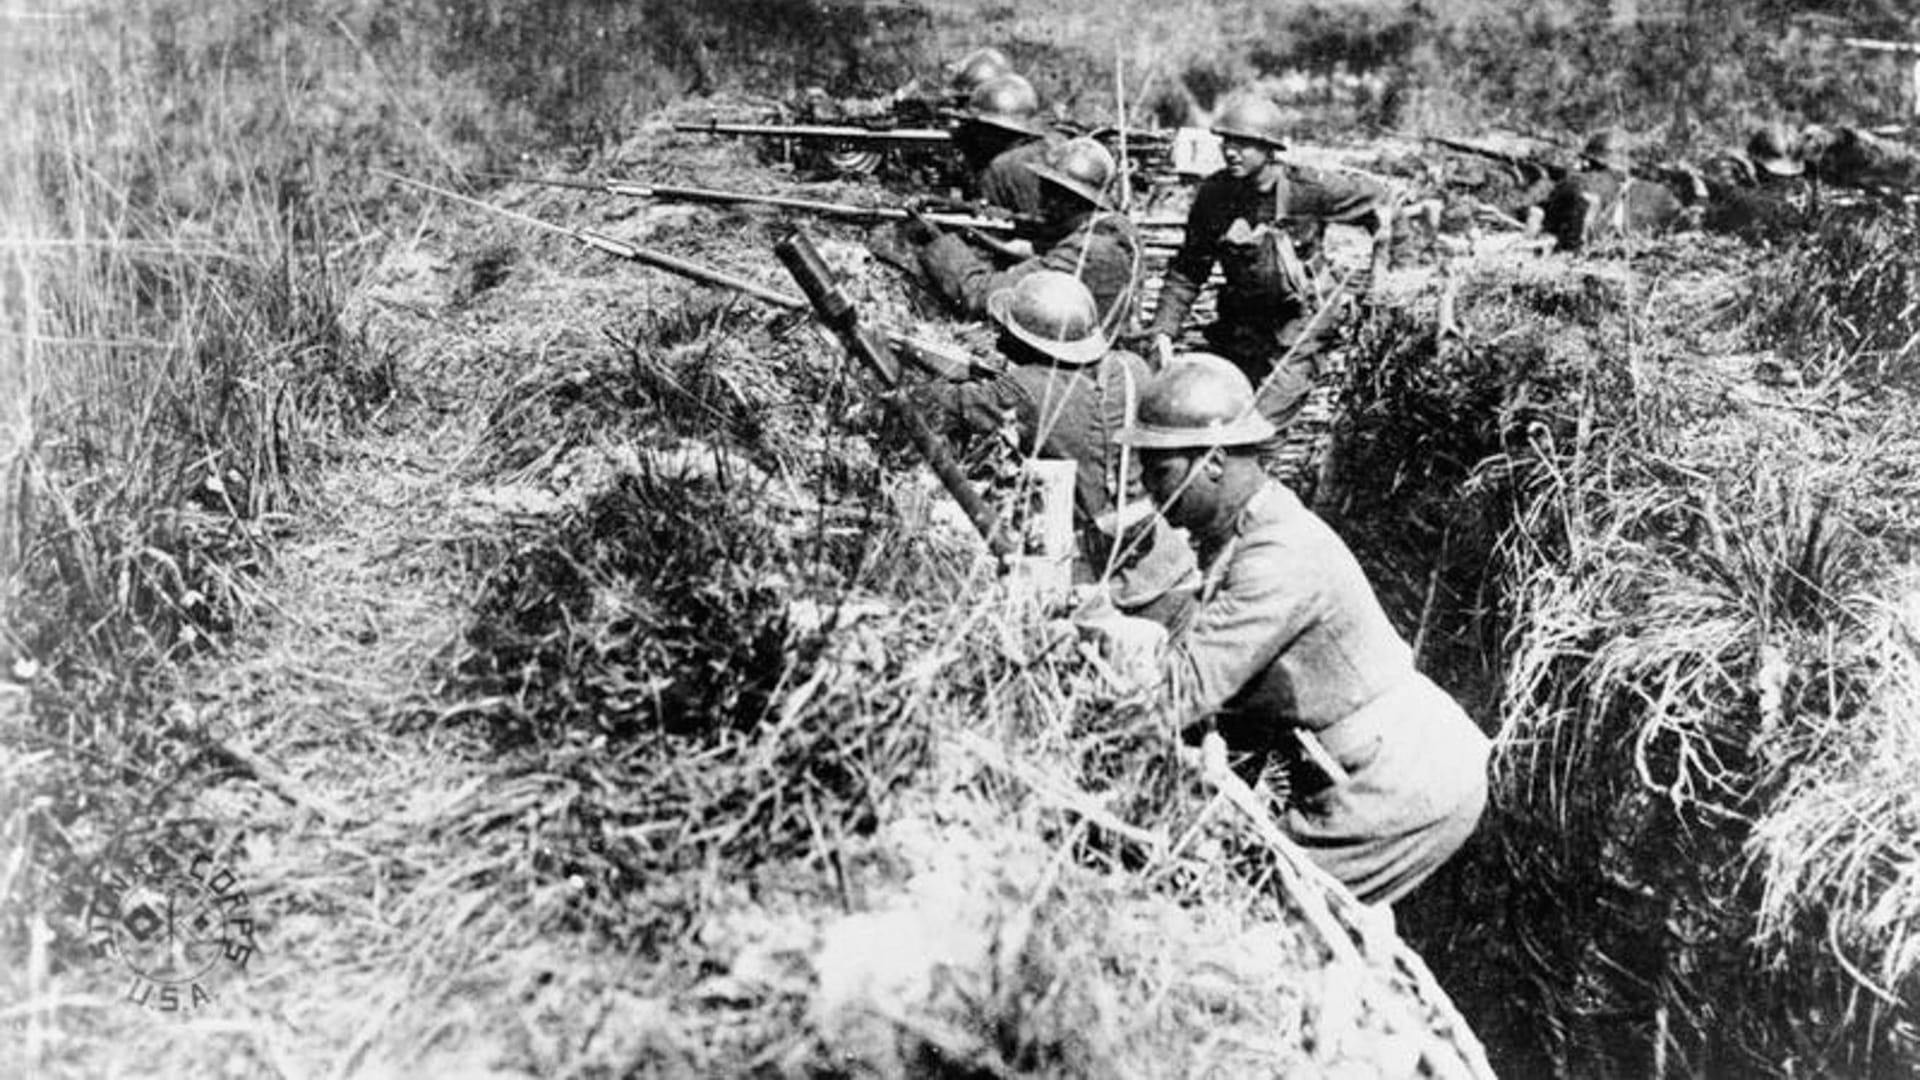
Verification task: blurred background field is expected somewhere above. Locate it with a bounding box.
[5,0,1920,1076]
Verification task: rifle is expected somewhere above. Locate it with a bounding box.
[677,118,1179,149]
[674,120,954,144]
[475,172,1035,236]
[775,229,1014,558]
[478,173,1188,248]
[1427,136,1567,185]
[375,170,986,380]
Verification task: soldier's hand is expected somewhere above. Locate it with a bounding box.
[1072,600,1166,689]
[901,209,942,247]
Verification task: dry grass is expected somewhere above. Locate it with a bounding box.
[1417,223,1920,1074]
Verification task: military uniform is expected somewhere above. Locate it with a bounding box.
[1537,168,1685,251]
[917,209,1142,329]
[1148,164,1385,423]
[914,348,1197,620]
[974,135,1059,218]
[1159,479,1489,904]
[1802,126,1920,193]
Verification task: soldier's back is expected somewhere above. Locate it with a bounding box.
[1540,169,1685,251]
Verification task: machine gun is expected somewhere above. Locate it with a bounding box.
[375,170,988,380]
[676,115,1185,186]
[775,229,1014,558]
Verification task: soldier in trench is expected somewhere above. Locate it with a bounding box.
[950,72,1062,218]
[1145,94,1392,431]
[1528,129,1686,252]
[904,136,1144,331]
[909,271,1198,628]
[1089,353,1491,905]
[1687,124,1819,244]
[1797,122,1920,195]
[794,46,1016,180]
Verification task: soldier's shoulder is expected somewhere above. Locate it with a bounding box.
[1087,210,1141,237]
[998,137,1054,165]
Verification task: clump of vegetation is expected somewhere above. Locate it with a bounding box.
[1330,262,1633,714]
[1322,215,1920,1077]
[453,470,805,745]
[1750,206,1920,387]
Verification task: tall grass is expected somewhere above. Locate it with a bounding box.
[1329,215,1920,1075]
[1486,225,1920,1074]
[0,1,472,948]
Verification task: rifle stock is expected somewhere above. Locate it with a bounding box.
[776,230,1013,557]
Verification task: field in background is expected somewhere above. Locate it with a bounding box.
[5,0,1920,1076]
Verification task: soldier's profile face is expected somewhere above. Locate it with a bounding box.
[1139,448,1212,527]
[1221,137,1271,178]
[1039,184,1080,223]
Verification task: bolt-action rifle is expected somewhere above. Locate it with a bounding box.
[475,172,1037,236]
[675,119,955,144]
[1426,136,1568,186]
[375,170,987,380]
[775,229,1014,558]
[478,173,1187,248]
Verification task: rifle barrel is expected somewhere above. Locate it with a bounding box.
[674,120,953,143]
[376,169,979,372]
[606,180,1020,234]
[473,172,1025,235]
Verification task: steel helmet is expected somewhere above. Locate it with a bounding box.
[1210,95,1288,150]
[965,73,1044,137]
[1746,124,1803,177]
[948,47,1013,96]
[986,270,1108,366]
[1118,353,1277,449]
[1028,137,1115,209]
[1580,129,1629,172]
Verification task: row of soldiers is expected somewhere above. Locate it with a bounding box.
[814,51,1483,906]
[718,44,1917,907]
[1498,119,1920,251]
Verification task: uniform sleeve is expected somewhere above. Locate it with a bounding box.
[1157,533,1317,731]
[978,139,1053,217]
[918,232,1007,317]
[1039,220,1140,327]
[925,220,1139,332]
[910,372,1028,443]
[1286,166,1387,224]
[1148,182,1223,337]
